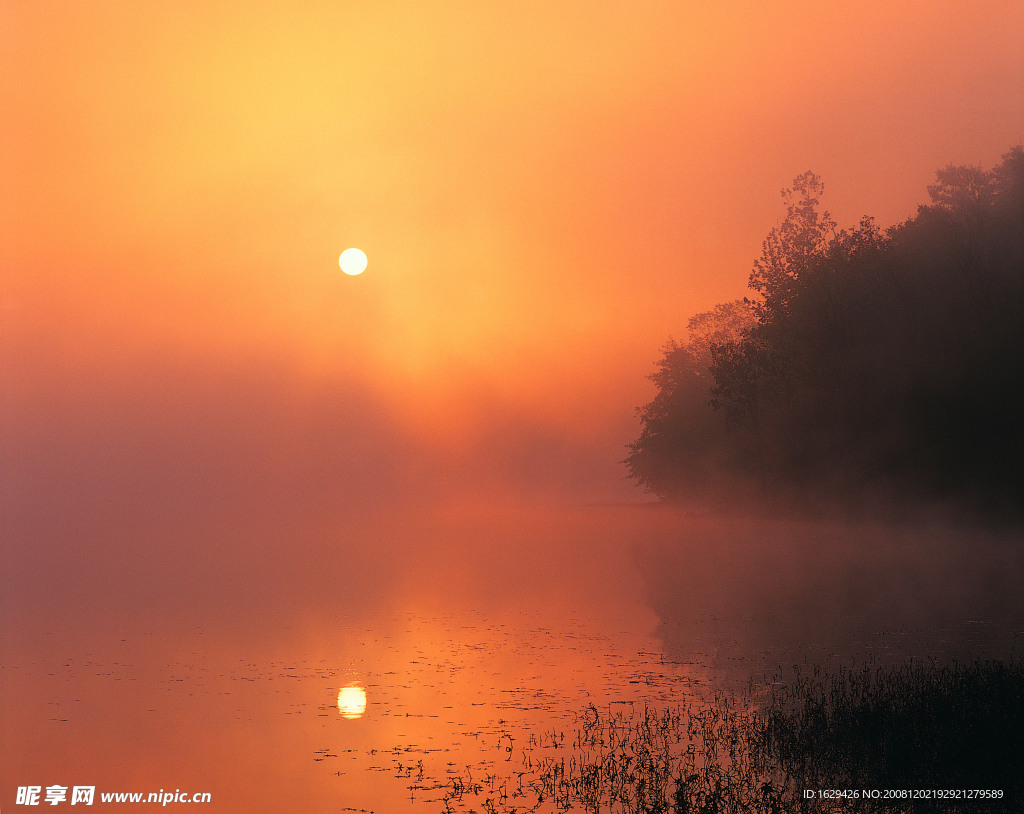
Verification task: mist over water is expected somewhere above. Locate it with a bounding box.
[628,510,1024,677]
[4,324,1023,812]
[5,1,1024,809]
[5,455,1023,813]
[7,487,1020,680]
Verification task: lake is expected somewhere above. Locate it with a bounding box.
[3,503,1022,812]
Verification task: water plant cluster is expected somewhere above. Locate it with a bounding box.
[758,660,1024,805]
[434,660,1023,813]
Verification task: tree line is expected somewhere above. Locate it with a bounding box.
[626,146,1024,518]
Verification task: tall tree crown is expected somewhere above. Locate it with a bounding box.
[748,172,836,321]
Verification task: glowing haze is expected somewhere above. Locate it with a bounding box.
[3,8,1023,809]
[3,0,1023,510]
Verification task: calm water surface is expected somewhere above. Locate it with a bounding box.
[3,504,1021,812]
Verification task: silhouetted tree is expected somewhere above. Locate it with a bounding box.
[628,146,1024,519]
[625,302,755,498]
[926,163,996,210]
[748,172,837,322]
[624,340,723,498]
[686,299,755,371]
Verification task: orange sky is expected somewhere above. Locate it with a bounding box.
[3,0,1023,507]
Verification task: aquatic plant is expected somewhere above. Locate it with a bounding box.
[439,694,783,813]
[436,660,1024,813]
[758,659,1024,812]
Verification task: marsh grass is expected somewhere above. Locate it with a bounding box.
[437,660,1024,813]
[758,659,1024,812]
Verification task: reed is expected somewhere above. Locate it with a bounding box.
[757,659,1024,812]
[436,660,1024,813]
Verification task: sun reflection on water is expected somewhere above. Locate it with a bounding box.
[337,685,368,719]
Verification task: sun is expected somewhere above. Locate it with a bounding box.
[337,685,368,719]
[339,248,368,276]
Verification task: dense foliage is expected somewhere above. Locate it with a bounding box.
[626,147,1024,517]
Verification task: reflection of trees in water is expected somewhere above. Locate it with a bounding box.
[630,517,1024,678]
[436,661,1024,813]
